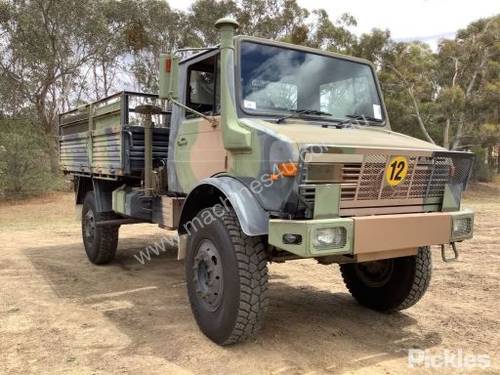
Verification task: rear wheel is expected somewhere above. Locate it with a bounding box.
[185,205,269,345]
[340,247,432,312]
[82,192,119,265]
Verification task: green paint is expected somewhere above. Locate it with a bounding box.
[313,184,341,219]
[442,184,461,212]
[169,56,180,100]
[268,217,354,257]
[94,114,120,130]
[174,118,200,192]
[228,131,262,177]
[158,53,171,99]
[93,100,121,118]
[112,186,127,214]
[268,220,307,254]
[216,19,252,151]
[87,104,94,168]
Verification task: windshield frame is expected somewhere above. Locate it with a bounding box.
[234,36,388,127]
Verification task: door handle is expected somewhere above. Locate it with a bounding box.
[177,137,188,146]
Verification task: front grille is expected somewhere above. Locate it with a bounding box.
[299,163,361,204]
[299,152,472,212]
[354,155,451,201]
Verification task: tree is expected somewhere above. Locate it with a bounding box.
[379,42,438,143]
[352,28,391,67]
[184,0,357,50]
[0,115,55,197]
[187,0,238,46]
[0,0,498,194]
[0,0,112,171]
[110,0,190,92]
[306,10,357,53]
[436,16,500,149]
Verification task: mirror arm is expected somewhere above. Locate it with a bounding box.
[168,96,218,127]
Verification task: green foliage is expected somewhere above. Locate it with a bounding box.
[434,16,500,149]
[471,146,496,182]
[0,116,60,198]
[188,0,238,45]
[375,41,439,144]
[352,28,391,64]
[0,0,498,195]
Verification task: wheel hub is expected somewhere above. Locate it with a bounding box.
[355,259,394,287]
[192,239,223,311]
[84,210,96,243]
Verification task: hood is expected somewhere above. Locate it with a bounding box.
[242,119,445,152]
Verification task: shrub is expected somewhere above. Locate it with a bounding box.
[471,146,495,183]
[0,117,60,198]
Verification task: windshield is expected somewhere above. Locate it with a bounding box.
[239,41,384,123]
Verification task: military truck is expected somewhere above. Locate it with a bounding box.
[59,18,475,345]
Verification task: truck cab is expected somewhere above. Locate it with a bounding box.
[59,18,474,346]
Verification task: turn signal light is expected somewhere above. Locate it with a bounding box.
[278,162,298,176]
[271,162,299,180]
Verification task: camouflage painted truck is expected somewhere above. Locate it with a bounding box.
[59,18,475,345]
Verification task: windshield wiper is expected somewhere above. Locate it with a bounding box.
[276,109,332,123]
[336,114,384,127]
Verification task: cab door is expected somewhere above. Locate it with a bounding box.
[173,52,227,193]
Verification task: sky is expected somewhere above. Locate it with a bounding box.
[167,0,499,49]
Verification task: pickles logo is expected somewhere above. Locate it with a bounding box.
[385,156,409,187]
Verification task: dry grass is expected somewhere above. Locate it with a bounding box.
[0,192,76,231]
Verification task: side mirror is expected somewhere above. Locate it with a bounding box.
[159,54,179,100]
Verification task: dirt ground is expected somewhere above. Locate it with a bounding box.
[0,183,499,375]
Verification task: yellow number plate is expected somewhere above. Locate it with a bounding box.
[385,156,409,187]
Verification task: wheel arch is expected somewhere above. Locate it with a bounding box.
[75,176,93,205]
[178,177,269,237]
[75,176,121,213]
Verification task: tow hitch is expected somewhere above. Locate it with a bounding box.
[441,242,459,262]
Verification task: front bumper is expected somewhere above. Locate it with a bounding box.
[268,209,474,259]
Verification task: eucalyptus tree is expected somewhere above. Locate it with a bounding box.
[0,0,111,171]
[436,15,500,149]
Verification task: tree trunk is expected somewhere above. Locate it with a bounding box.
[452,41,490,149]
[387,64,435,144]
[35,92,59,175]
[444,58,458,150]
[443,118,450,149]
[47,138,60,175]
[408,86,435,144]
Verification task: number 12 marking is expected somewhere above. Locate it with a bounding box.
[385,156,409,186]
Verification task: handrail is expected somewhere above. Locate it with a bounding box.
[58,91,171,128]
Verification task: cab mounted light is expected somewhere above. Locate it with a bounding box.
[164,57,172,73]
[159,53,172,99]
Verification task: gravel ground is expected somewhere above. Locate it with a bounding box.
[0,182,499,374]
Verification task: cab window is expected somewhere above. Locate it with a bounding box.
[186,54,220,118]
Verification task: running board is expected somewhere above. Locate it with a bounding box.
[95,218,147,226]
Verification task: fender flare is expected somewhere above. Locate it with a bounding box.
[178,177,269,236]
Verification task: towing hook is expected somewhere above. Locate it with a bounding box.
[441,242,459,262]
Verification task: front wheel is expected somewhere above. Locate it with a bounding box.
[185,206,269,345]
[340,246,432,312]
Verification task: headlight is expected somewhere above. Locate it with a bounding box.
[452,217,472,237]
[313,227,346,248]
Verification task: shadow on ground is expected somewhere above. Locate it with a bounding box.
[24,236,441,374]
